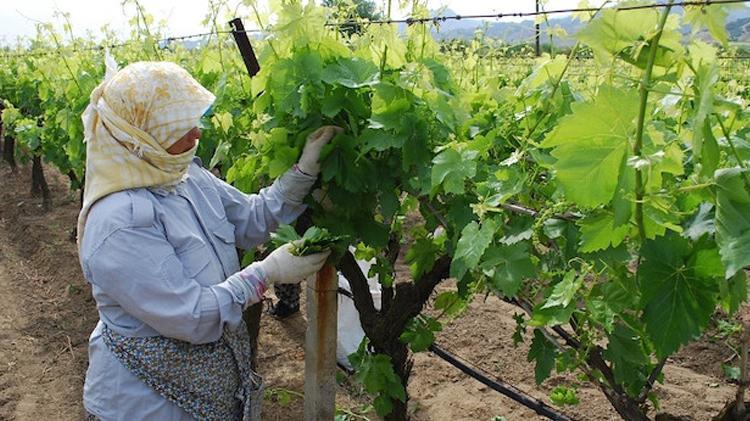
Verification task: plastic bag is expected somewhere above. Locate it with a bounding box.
[336,258,381,370]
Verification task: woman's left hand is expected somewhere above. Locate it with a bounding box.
[297,125,344,176]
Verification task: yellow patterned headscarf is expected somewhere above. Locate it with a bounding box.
[77,54,215,247]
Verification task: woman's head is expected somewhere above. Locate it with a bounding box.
[101,61,213,151]
[78,56,216,247]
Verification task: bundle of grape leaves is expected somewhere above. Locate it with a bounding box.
[270,224,347,256]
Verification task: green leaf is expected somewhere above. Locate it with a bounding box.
[431,148,478,195]
[639,233,720,358]
[270,224,301,248]
[578,8,682,68]
[211,111,234,134]
[378,186,400,221]
[721,271,748,316]
[433,292,468,318]
[480,243,536,297]
[692,247,724,279]
[359,128,406,153]
[474,167,527,213]
[369,83,411,130]
[528,329,558,384]
[543,271,583,309]
[691,63,719,167]
[268,144,298,178]
[372,395,394,416]
[684,4,738,46]
[604,323,650,396]
[516,55,567,96]
[722,363,741,381]
[322,57,380,88]
[684,203,715,241]
[700,119,720,178]
[209,141,231,169]
[267,52,323,118]
[542,86,638,208]
[400,315,442,352]
[550,385,580,406]
[405,237,440,279]
[577,9,660,58]
[450,220,496,279]
[577,212,630,253]
[348,340,406,417]
[356,216,390,249]
[715,168,750,278]
[321,89,345,117]
[530,303,576,327]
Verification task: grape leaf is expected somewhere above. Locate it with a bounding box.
[450,220,496,280]
[349,340,406,417]
[322,57,380,89]
[480,243,536,297]
[684,4,738,46]
[577,9,659,58]
[714,168,750,278]
[542,270,583,309]
[267,52,323,118]
[369,83,411,130]
[683,203,715,241]
[604,323,650,396]
[528,329,558,384]
[530,303,576,327]
[542,86,639,208]
[405,237,440,279]
[639,233,720,358]
[399,315,442,353]
[431,148,478,195]
[359,128,406,153]
[720,272,748,316]
[433,292,468,318]
[577,212,630,253]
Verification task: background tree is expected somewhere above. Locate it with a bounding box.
[323,0,382,34]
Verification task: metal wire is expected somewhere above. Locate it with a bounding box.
[0,28,262,59]
[1,0,749,59]
[327,0,750,26]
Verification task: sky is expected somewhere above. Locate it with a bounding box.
[0,0,583,45]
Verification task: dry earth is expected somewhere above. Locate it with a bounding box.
[0,161,744,421]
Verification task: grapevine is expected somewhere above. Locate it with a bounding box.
[1,1,750,420]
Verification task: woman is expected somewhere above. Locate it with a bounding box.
[77,57,339,420]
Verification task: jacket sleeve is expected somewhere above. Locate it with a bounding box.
[208,166,317,250]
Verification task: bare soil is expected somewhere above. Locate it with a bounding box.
[0,161,744,421]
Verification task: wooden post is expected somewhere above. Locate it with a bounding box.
[535,0,541,57]
[304,263,338,421]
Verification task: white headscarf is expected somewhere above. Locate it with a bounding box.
[77,53,215,248]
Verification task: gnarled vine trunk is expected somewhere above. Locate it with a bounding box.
[2,134,16,170]
[31,155,51,211]
[339,251,451,421]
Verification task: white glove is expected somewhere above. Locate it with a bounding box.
[256,243,330,284]
[297,126,344,176]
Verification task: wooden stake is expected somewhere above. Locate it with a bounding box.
[304,263,338,421]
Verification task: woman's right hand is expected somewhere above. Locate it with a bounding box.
[297,126,344,176]
[256,243,330,284]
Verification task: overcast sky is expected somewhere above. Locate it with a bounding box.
[0,0,584,45]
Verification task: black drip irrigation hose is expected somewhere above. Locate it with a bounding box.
[428,343,573,421]
[335,288,572,420]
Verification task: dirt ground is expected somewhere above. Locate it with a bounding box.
[0,161,744,421]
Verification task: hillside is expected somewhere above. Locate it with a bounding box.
[426,5,750,44]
